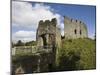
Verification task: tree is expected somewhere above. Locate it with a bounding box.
[15,40,24,46]
[25,41,36,46]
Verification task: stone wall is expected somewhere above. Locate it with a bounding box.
[64,16,88,39]
[12,46,37,55]
[36,18,61,49]
[12,48,56,74]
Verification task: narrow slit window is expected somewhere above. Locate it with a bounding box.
[74,29,77,34]
[80,30,82,35]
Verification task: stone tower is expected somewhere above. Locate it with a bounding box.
[64,16,88,39]
[36,18,61,49]
[36,18,61,68]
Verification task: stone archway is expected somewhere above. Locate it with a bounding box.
[41,34,47,48]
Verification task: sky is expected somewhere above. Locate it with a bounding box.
[12,1,96,43]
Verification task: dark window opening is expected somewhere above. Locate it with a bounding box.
[76,20,77,22]
[80,30,82,35]
[71,19,72,22]
[74,29,77,34]
[41,34,47,48]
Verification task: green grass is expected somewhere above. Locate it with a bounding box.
[57,38,96,70]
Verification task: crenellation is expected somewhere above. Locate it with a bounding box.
[39,20,44,25]
[51,18,57,26]
[45,20,50,24]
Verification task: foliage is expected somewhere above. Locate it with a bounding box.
[25,41,36,46]
[15,40,24,46]
[57,38,96,70]
[13,40,36,47]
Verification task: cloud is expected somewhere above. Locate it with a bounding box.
[12,1,63,29]
[12,30,36,43]
[12,1,63,42]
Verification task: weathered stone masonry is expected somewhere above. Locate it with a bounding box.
[36,18,61,49]
[36,18,61,69]
[64,16,88,39]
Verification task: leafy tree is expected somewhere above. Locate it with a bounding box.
[25,41,36,46]
[15,40,24,46]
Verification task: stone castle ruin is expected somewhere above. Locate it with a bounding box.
[64,16,88,39]
[36,18,61,50]
[36,16,88,50]
[12,16,88,74]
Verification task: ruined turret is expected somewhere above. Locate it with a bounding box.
[36,18,61,49]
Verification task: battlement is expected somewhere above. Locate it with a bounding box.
[64,16,83,24]
[38,18,57,26]
[71,19,80,23]
[39,20,44,26]
[45,20,50,23]
[51,18,57,25]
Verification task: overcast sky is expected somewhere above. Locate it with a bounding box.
[12,1,96,43]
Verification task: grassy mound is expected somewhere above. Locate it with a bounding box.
[57,38,96,71]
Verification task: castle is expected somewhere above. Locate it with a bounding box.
[36,16,88,67]
[12,16,88,74]
[64,16,88,39]
[36,16,88,49]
